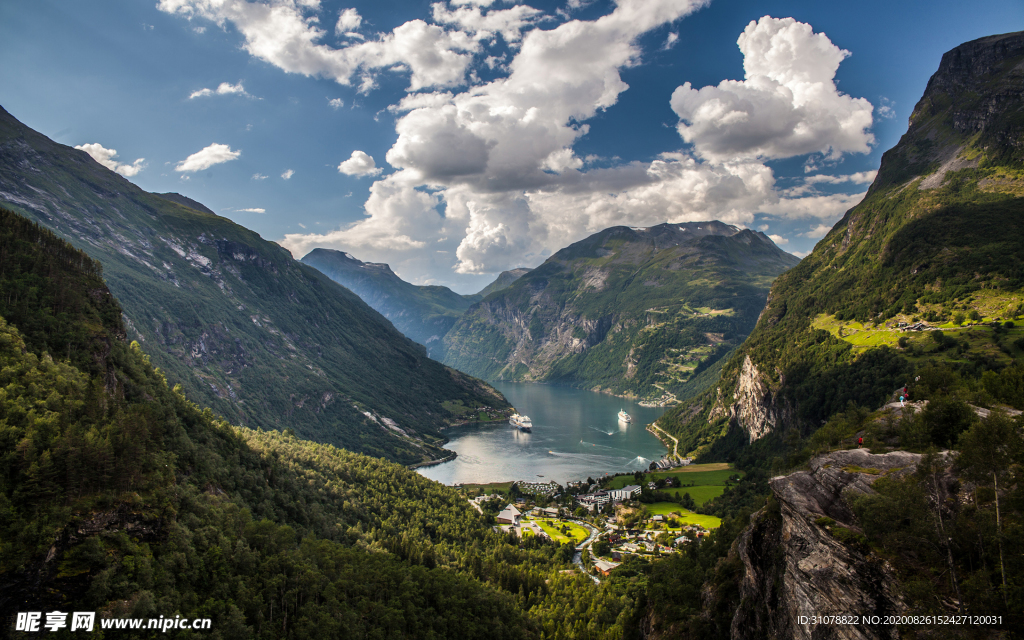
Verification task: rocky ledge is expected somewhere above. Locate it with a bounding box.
[731,449,942,640]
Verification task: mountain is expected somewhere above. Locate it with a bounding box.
[659,31,1024,458]
[0,210,576,637]
[300,248,476,357]
[475,267,532,298]
[0,106,509,465]
[300,250,531,357]
[441,222,800,402]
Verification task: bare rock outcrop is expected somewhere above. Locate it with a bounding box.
[731,450,930,640]
[730,355,779,443]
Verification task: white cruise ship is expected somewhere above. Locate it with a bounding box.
[617,409,632,423]
[509,413,533,432]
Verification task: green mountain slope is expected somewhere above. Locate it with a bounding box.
[0,211,583,637]
[0,107,508,465]
[475,267,532,298]
[442,222,800,401]
[300,248,476,357]
[660,31,1024,457]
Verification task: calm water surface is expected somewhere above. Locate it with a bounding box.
[418,382,669,486]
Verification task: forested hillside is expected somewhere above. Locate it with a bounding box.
[0,107,509,465]
[0,207,672,638]
[443,222,798,402]
[659,31,1024,458]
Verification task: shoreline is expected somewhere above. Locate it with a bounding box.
[646,421,680,461]
[408,451,458,469]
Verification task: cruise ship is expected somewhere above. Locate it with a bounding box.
[617,409,632,423]
[509,413,533,432]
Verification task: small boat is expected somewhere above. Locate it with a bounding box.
[617,409,632,423]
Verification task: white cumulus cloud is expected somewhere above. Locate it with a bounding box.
[328,97,344,109]
[189,81,255,99]
[175,143,241,172]
[282,169,295,179]
[337,150,382,176]
[74,143,147,177]
[159,0,480,92]
[335,7,361,33]
[670,16,874,162]
[431,3,544,42]
[195,3,877,286]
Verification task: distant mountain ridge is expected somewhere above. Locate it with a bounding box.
[0,105,508,465]
[659,30,1024,458]
[442,221,800,401]
[300,249,529,357]
[475,268,531,298]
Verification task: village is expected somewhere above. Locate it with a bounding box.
[462,462,737,578]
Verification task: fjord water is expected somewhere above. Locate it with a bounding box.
[418,382,669,486]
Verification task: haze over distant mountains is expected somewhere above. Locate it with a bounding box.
[300,248,529,357]
[0,105,508,465]
[302,222,799,403]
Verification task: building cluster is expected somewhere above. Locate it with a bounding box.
[601,522,709,563]
[513,480,560,496]
[575,484,641,512]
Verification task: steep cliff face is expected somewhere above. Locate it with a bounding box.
[659,31,1024,456]
[732,449,926,640]
[443,222,798,400]
[0,106,509,465]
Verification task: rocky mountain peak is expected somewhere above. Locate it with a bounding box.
[872,31,1024,191]
[922,31,1024,101]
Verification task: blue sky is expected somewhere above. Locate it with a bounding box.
[1,0,1021,292]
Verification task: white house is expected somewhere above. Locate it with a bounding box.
[496,504,522,525]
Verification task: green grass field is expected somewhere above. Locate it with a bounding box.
[527,517,588,544]
[644,502,722,529]
[604,463,741,489]
[662,485,725,505]
[459,481,515,495]
[604,464,741,508]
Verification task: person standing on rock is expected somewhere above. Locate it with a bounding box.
[858,436,864,447]
[900,394,905,407]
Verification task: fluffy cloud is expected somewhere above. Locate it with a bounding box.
[252,173,268,180]
[431,3,544,42]
[802,223,834,238]
[337,150,382,176]
[768,234,788,245]
[328,97,344,109]
[238,207,266,213]
[282,169,295,179]
[175,143,241,172]
[671,16,874,162]
[189,81,254,99]
[233,4,876,285]
[74,143,146,177]
[335,7,361,33]
[159,0,480,92]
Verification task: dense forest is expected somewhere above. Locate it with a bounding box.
[0,206,761,638]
